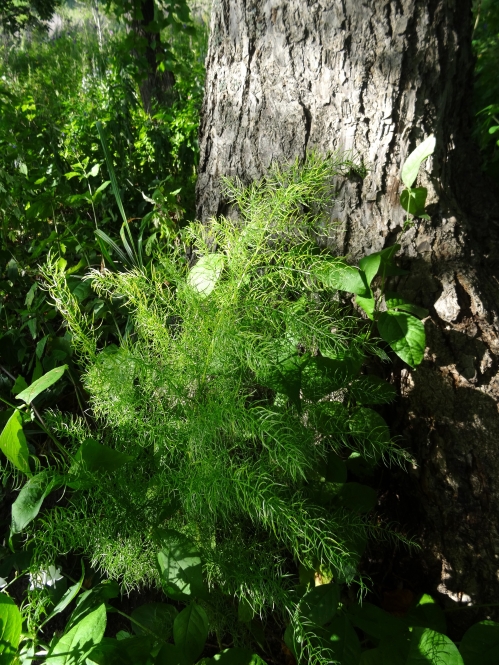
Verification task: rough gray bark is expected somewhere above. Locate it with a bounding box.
[197,0,499,611]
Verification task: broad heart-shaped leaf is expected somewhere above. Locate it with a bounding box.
[131,603,177,641]
[459,620,499,665]
[0,409,31,475]
[46,603,106,665]
[400,187,428,216]
[208,648,267,664]
[173,602,208,664]
[157,530,207,601]
[316,261,370,296]
[404,594,446,635]
[327,613,361,665]
[187,253,224,297]
[356,294,376,320]
[72,438,132,473]
[300,583,340,626]
[378,311,426,368]
[15,364,68,404]
[385,293,429,320]
[347,602,406,641]
[401,135,436,188]
[380,627,463,665]
[11,470,62,533]
[348,375,396,405]
[0,594,22,660]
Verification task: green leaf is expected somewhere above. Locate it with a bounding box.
[209,648,267,664]
[356,294,376,320]
[359,649,382,665]
[131,603,177,641]
[11,376,28,396]
[72,438,132,474]
[336,482,377,513]
[349,407,391,453]
[173,602,208,664]
[115,636,155,665]
[405,594,446,635]
[155,643,187,665]
[348,375,396,405]
[40,562,86,629]
[327,614,361,665]
[347,602,406,641]
[400,187,428,216]
[0,594,22,661]
[301,355,357,401]
[66,581,119,631]
[300,583,340,626]
[378,311,426,368]
[238,598,254,623]
[401,135,436,188]
[324,451,347,484]
[46,603,107,665]
[316,262,370,296]
[460,620,499,665]
[187,254,224,297]
[96,122,128,227]
[385,293,429,319]
[89,164,100,177]
[11,470,61,533]
[16,365,68,404]
[381,627,463,665]
[0,410,31,475]
[359,254,382,286]
[157,530,207,601]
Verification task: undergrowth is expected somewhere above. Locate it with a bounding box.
[32,155,410,639]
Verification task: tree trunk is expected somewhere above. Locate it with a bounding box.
[196,0,499,615]
[132,0,175,114]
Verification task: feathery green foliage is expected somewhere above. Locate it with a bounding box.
[34,156,408,624]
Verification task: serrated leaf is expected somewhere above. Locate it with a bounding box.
[401,135,436,188]
[0,594,22,660]
[187,254,224,297]
[460,620,499,665]
[0,410,31,475]
[11,471,61,533]
[400,187,428,216]
[378,311,426,367]
[15,365,68,404]
[173,602,208,663]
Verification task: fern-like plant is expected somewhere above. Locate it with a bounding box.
[35,154,409,639]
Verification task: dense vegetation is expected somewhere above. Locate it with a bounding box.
[1,1,499,664]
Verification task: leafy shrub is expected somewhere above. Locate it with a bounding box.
[26,155,409,630]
